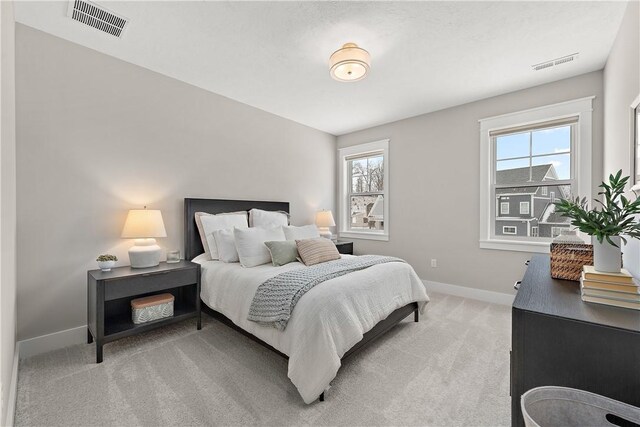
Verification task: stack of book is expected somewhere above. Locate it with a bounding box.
[580,265,640,310]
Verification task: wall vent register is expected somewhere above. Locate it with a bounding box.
[532,53,579,71]
[67,0,129,38]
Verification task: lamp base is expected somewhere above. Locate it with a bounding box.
[129,238,162,268]
[318,227,333,240]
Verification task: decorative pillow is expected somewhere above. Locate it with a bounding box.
[213,228,240,263]
[249,209,289,228]
[191,253,209,264]
[282,224,320,241]
[264,240,299,266]
[296,238,341,266]
[234,226,286,267]
[199,213,248,260]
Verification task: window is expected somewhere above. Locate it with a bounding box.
[479,97,593,253]
[338,139,389,241]
[550,191,555,202]
[500,202,509,215]
[503,226,517,235]
[531,226,539,237]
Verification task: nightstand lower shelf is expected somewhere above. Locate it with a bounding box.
[102,302,197,342]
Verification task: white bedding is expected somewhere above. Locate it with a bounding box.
[197,255,429,403]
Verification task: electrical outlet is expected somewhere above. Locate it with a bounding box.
[431,259,437,268]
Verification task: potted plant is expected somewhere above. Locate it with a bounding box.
[96,254,118,272]
[554,170,640,273]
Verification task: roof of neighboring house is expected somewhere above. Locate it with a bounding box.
[540,202,571,224]
[496,164,556,185]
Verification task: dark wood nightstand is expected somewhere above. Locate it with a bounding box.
[335,241,353,255]
[87,260,201,363]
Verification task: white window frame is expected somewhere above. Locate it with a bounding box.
[500,202,509,215]
[520,202,530,215]
[550,191,556,202]
[541,187,548,196]
[479,97,593,253]
[631,94,640,184]
[338,139,389,241]
[503,226,517,235]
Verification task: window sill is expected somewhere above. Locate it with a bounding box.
[339,231,389,241]
[479,239,550,254]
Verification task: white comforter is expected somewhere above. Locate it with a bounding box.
[197,255,429,404]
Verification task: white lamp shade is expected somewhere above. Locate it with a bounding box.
[315,210,336,227]
[329,43,371,82]
[121,209,167,238]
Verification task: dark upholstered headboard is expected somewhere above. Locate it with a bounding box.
[183,198,290,261]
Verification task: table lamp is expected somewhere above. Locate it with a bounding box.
[316,210,336,240]
[121,207,167,268]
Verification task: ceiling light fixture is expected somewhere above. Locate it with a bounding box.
[329,43,370,82]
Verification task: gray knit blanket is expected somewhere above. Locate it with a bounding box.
[247,255,404,331]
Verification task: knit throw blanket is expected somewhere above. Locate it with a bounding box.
[248,255,404,331]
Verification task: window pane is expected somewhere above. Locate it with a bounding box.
[352,174,366,192]
[496,132,529,160]
[532,154,570,180]
[532,126,570,156]
[350,195,384,231]
[367,156,384,192]
[495,184,571,239]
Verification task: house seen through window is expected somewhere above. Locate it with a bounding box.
[493,120,575,240]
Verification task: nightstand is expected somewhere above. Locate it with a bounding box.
[87,260,201,363]
[335,241,353,255]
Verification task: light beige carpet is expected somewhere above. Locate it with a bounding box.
[15,293,511,426]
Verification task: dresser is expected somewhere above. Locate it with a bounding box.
[511,255,640,427]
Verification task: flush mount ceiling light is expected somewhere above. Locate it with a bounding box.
[329,43,371,82]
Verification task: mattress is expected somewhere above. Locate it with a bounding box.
[196,254,429,403]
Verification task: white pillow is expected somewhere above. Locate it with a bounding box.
[249,209,288,228]
[234,226,286,267]
[283,224,320,241]
[195,211,247,259]
[213,228,240,263]
[200,213,248,260]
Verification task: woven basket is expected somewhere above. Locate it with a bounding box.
[550,243,593,282]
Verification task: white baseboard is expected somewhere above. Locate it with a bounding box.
[423,280,515,306]
[18,325,86,359]
[4,347,19,427]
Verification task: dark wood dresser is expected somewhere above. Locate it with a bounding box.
[511,255,640,427]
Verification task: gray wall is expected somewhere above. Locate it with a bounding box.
[1,1,17,424]
[337,71,604,295]
[15,25,336,341]
[603,1,640,277]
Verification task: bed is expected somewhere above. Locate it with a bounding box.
[184,198,429,403]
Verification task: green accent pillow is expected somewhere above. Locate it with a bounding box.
[264,240,299,266]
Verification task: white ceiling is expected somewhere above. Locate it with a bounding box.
[14,1,628,135]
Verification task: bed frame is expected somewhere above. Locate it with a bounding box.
[184,198,419,402]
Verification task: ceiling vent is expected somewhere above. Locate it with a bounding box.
[532,53,579,71]
[67,0,128,38]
